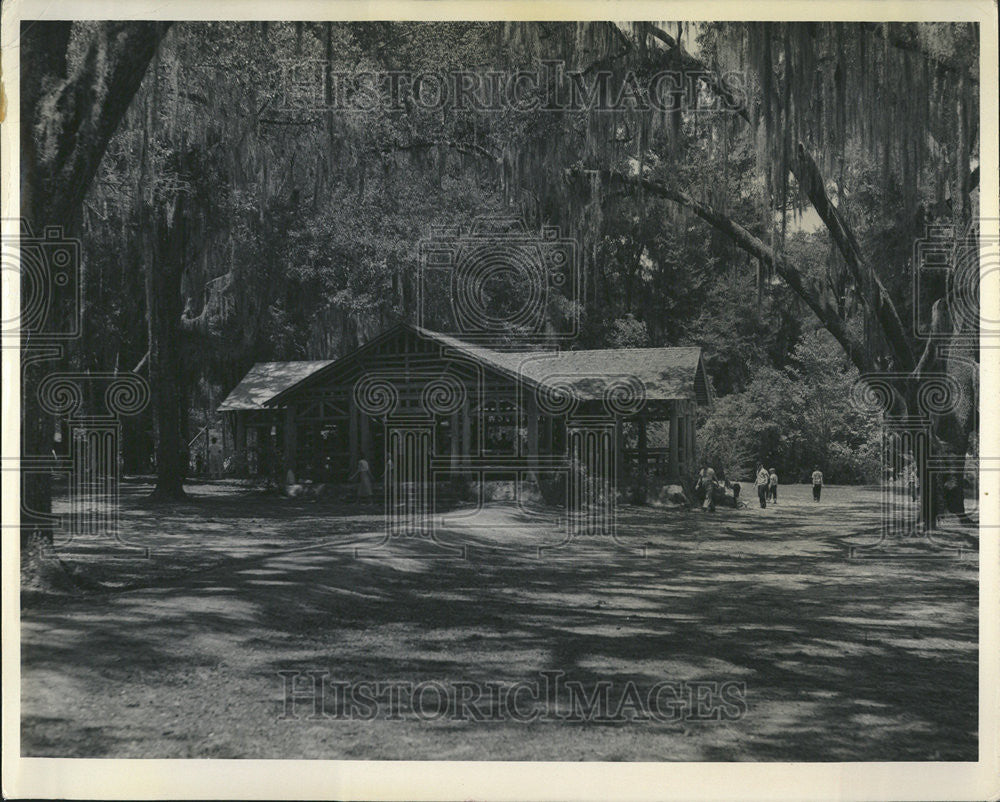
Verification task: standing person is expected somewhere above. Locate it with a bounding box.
[208,436,223,479]
[695,465,708,506]
[811,466,824,502]
[755,463,770,508]
[906,461,919,502]
[768,468,779,504]
[702,465,718,511]
[350,455,374,503]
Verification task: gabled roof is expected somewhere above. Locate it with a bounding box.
[222,323,712,413]
[412,326,711,404]
[506,347,708,404]
[217,360,334,411]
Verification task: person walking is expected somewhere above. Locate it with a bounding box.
[768,468,779,504]
[811,466,824,502]
[350,455,374,503]
[755,463,769,508]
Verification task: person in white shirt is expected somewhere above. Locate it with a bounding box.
[811,467,824,502]
[755,464,770,508]
[350,456,373,502]
[768,468,779,504]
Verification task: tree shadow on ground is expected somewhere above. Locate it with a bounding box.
[21,483,976,760]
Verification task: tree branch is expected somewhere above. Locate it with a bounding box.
[861,22,978,85]
[621,22,915,371]
[575,167,868,371]
[25,22,172,226]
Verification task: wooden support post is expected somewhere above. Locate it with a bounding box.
[526,390,539,482]
[283,404,297,480]
[668,402,679,479]
[348,393,359,469]
[450,410,460,470]
[679,413,687,473]
[235,412,247,476]
[461,395,471,465]
[687,404,697,469]
[360,410,371,461]
[637,415,648,472]
[614,416,624,488]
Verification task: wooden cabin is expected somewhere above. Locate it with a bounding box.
[218,322,713,487]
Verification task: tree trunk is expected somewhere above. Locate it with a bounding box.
[18,21,170,564]
[146,206,188,500]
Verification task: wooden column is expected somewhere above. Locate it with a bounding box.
[637,415,648,472]
[461,395,471,465]
[360,410,371,461]
[614,416,624,487]
[348,393,359,468]
[526,390,539,481]
[450,410,460,470]
[235,412,247,476]
[668,402,679,479]
[283,404,297,479]
[687,404,697,468]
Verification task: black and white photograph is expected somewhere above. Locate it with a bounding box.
[2,2,998,799]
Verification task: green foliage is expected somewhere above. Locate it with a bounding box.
[698,330,882,483]
[69,21,977,483]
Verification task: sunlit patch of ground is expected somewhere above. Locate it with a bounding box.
[21,481,976,760]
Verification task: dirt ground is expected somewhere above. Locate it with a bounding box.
[20,481,978,760]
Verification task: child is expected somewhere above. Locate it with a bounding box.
[768,468,778,504]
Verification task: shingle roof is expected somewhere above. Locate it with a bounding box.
[217,360,334,411]
[221,324,711,413]
[413,326,708,404]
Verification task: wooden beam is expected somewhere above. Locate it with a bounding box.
[614,416,624,488]
[235,412,247,476]
[360,410,371,461]
[526,389,539,481]
[669,402,679,479]
[283,404,297,480]
[348,393,359,468]
[687,403,697,470]
[637,415,648,472]
[450,410,460,471]
[461,394,471,465]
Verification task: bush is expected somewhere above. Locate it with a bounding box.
[698,331,882,483]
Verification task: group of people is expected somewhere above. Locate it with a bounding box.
[754,465,779,508]
[696,463,824,511]
[694,465,741,512]
[753,464,824,507]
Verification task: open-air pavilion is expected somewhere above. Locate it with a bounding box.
[218,323,713,495]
